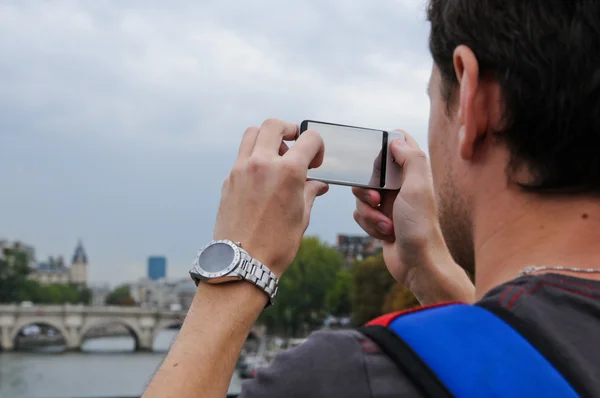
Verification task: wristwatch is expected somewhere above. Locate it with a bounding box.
[189,240,279,306]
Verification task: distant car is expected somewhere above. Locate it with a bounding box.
[20,301,33,308]
[238,354,273,379]
[323,316,351,328]
[21,324,41,336]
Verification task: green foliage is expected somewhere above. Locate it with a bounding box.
[105,285,136,306]
[350,253,397,326]
[325,268,353,316]
[0,247,31,303]
[257,237,425,335]
[18,281,92,304]
[382,283,420,314]
[79,286,92,304]
[258,236,344,337]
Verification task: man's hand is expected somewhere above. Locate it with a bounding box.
[143,119,329,398]
[213,118,328,277]
[352,131,474,304]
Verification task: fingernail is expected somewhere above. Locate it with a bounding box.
[377,222,391,234]
[393,138,407,148]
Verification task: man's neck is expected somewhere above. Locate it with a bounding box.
[473,191,600,300]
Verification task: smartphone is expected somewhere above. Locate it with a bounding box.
[298,120,403,190]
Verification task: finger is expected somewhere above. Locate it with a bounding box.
[279,141,290,156]
[351,187,381,208]
[388,135,431,189]
[237,127,260,161]
[285,129,324,169]
[353,199,396,242]
[392,129,419,149]
[368,150,383,186]
[254,118,299,155]
[304,180,329,218]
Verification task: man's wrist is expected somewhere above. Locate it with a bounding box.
[192,281,268,315]
[146,278,268,398]
[183,281,268,338]
[405,234,475,305]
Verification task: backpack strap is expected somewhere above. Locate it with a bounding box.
[359,303,579,398]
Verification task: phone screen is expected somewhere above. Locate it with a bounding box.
[299,120,400,189]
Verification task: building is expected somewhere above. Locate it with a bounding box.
[30,256,70,284]
[174,279,197,310]
[70,241,88,285]
[28,241,89,286]
[129,277,196,310]
[147,256,167,281]
[337,234,383,265]
[0,239,37,268]
[89,283,111,307]
[129,277,174,309]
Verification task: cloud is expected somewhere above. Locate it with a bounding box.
[0,0,433,285]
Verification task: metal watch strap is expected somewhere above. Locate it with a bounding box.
[238,252,278,307]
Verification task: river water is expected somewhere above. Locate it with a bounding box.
[0,331,242,397]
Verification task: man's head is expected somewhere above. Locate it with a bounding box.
[425,0,600,272]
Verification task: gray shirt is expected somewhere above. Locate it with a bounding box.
[240,273,600,397]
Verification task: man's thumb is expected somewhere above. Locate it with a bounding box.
[388,136,430,184]
[304,180,329,211]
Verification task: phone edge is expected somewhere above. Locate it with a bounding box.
[380,131,388,189]
[306,177,397,191]
[299,120,385,133]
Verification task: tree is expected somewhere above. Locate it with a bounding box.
[105,285,136,306]
[18,280,92,304]
[257,236,345,337]
[79,286,92,304]
[325,268,353,317]
[0,246,31,303]
[351,253,397,326]
[382,283,420,314]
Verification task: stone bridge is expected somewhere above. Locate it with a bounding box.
[0,304,265,352]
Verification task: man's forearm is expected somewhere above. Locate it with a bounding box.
[143,282,267,398]
[406,237,475,305]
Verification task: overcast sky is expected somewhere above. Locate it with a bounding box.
[0,0,433,286]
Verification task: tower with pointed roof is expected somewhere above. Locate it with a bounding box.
[70,240,88,285]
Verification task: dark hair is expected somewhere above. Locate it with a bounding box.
[427,0,600,194]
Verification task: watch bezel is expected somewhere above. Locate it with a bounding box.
[192,240,241,280]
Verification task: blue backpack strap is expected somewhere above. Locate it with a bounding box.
[360,303,579,398]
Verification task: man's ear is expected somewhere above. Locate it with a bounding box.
[453,45,487,161]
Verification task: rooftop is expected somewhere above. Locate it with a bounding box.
[72,240,88,264]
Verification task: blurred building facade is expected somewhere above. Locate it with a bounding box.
[89,283,111,307]
[0,239,37,268]
[129,277,196,311]
[336,234,382,265]
[147,256,167,281]
[28,241,89,286]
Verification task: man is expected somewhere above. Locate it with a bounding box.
[143,0,600,396]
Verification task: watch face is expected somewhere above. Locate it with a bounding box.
[197,241,239,277]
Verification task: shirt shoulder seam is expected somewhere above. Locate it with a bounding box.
[354,330,375,398]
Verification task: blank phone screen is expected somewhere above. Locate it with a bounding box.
[301,121,386,188]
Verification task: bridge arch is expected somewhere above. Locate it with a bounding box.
[9,318,72,350]
[154,319,182,334]
[79,318,145,351]
[151,318,183,351]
